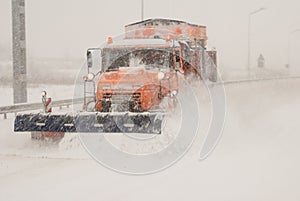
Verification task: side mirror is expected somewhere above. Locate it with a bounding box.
[175,55,181,70]
[87,50,92,68]
[173,51,181,71]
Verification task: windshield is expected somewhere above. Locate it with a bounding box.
[102,48,171,71]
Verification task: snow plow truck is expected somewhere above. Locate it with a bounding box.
[14,18,217,138]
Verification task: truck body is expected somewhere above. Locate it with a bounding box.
[14,18,217,137]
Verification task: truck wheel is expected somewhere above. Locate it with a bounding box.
[31,132,65,143]
[31,132,45,140]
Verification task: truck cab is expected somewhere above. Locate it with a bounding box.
[94,38,183,112]
[85,18,217,113]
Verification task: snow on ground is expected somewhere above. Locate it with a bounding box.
[0,79,300,200]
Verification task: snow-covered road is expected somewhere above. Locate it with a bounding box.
[0,79,299,201]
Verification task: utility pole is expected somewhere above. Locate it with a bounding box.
[141,0,144,21]
[12,0,27,104]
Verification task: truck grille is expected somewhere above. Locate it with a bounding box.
[103,92,141,104]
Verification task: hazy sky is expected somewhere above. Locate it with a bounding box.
[1,0,300,69]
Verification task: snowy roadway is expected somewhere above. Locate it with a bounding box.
[0,79,300,200]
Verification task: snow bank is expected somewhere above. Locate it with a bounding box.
[0,79,299,201]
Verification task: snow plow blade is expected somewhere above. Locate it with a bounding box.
[14,112,164,134]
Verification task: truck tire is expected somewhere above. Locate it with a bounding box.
[31,132,65,143]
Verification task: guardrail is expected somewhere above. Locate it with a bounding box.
[0,98,83,119]
[218,75,300,85]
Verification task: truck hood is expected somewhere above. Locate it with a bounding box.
[98,66,165,90]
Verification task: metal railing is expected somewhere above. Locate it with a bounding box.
[217,75,300,85]
[0,98,83,119]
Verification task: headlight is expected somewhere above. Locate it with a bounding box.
[87,73,95,81]
[157,72,165,80]
[83,73,95,81]
[41,91,47,97]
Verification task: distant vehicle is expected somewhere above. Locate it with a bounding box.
[257,54,265,68]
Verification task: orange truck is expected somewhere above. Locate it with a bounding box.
[14,18,217,137]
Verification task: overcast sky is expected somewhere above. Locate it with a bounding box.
[1,0,300,69]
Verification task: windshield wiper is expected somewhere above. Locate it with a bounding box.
[107,66,119,71]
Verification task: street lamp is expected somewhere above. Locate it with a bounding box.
[247,7,266,77]
[286,29,300,68]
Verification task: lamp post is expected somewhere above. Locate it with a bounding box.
[141,0,144,20]
[12,0,27,104]
[287,29,300,68]
[247,7,266,77]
